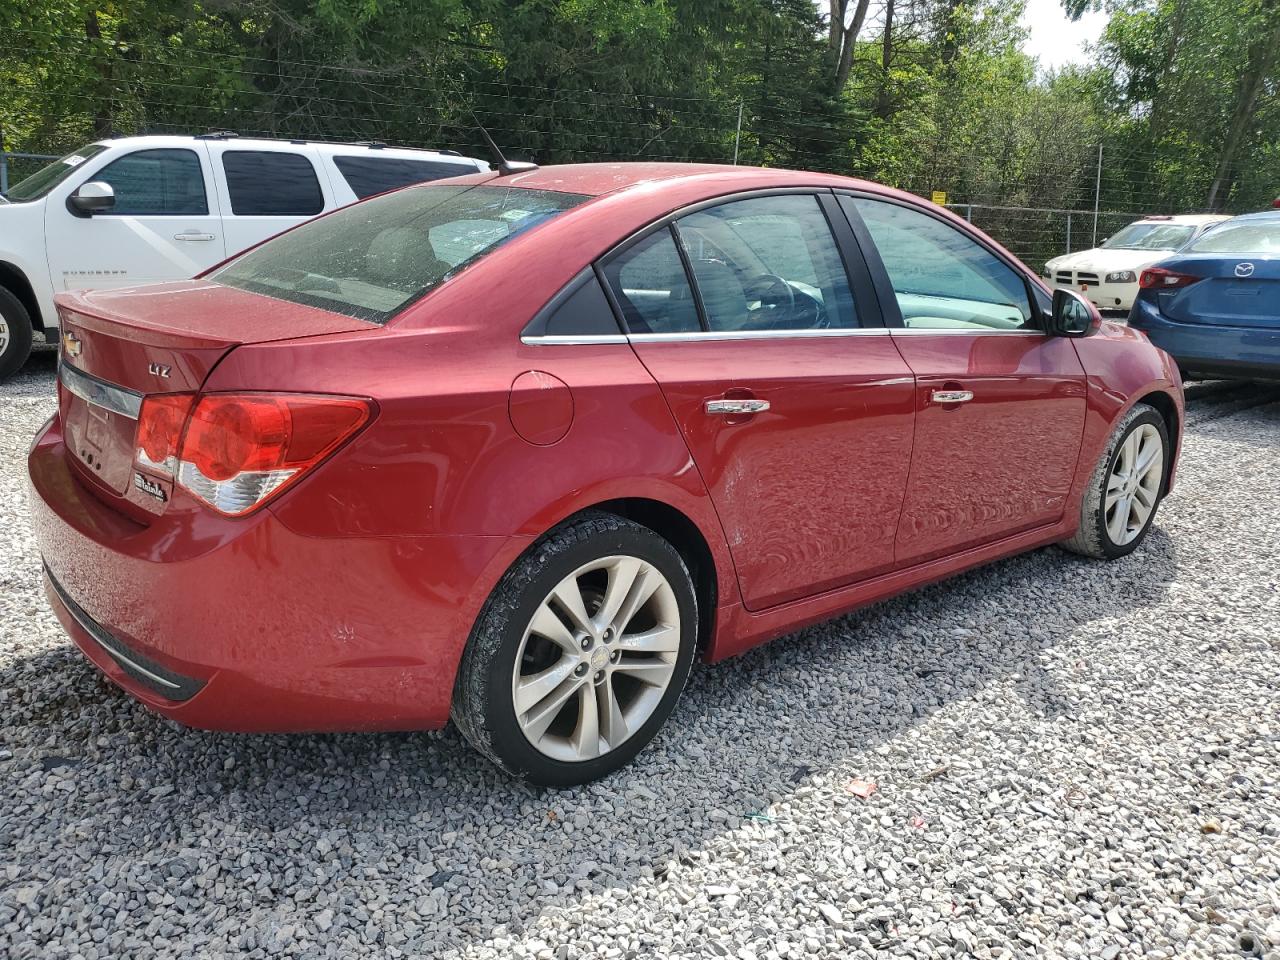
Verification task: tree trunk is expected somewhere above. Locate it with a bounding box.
[828,0,872,96]
[1148,0,1187,142]
[1206,1,1280,210]
[874,0,895,120]
[85,11,113,138]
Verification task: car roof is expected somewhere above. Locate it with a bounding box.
[1134,214,1230,225]
[432,162,890,198]
[1215,209,1280,223]
[90,134,486,166]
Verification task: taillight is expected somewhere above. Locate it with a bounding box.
[135,394,196,475]
[133,393,371,516]
[1138,267,1203,290]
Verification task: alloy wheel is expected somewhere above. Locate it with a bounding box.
[511,555,681,762]
[0,315,9,355]
[1105,422,1164,546]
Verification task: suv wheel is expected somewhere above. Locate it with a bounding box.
[0,287,34,381]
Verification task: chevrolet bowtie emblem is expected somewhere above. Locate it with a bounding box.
[62,331,83,359]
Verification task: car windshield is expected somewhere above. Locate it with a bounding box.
[4,144,109,202]
[1186,219,1280,255]
[1102,222,1196,251]
[213,184,588,324]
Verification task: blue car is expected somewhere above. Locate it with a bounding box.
[1129,210,1280,381]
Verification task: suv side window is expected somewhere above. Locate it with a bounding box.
[676,194,858,331]
[90,149,208,215]
[333,156,476,199]
[846,197,1033,330]
[600,228,700,335]
[222,151,324,216]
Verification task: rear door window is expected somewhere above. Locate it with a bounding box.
[222,151,324,216]
[333,156,477,199]
[600,228,701,335]
[675,194,858,331]
[90,148,208,215]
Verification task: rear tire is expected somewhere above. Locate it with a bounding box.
[1061,402,1169,559]
[0,287,34,381]
[452,512,697,786]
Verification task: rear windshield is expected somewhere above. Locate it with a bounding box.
[212,184,588,324]
[1102,222,1196,251]
[1187,219,1280,255]
[5,144,109,202]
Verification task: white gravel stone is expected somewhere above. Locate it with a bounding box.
[2,360,1279,960]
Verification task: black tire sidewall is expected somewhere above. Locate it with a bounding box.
[469,519,697,786]
[0,287,34,380]
[1094,407,1169,559]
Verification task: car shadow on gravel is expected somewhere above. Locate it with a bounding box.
[1,526,1179,950]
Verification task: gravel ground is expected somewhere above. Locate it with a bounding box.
[2,355,1278,960]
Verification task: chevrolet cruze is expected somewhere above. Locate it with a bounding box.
[30,163,1183,785]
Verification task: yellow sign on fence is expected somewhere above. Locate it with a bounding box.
[931,190,948,205]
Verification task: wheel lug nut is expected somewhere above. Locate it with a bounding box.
[610,650,620,663]
[575,663,588,677]
[602,628,613,642]
[580,637,591,650]
[594,671,604,683]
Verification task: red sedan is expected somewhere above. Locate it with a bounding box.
[29,163,1183,785]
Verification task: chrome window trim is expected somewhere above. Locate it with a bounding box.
[891,327,1045,336]
[519,326,1047,345]
[628,328,891,342]
[520,334,630,346]
[58,362,143,419]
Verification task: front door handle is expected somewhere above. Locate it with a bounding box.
[705,398,770,415]
[174,231,216,242]
[931,389,974,404]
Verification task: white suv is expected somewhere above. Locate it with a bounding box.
[0,134,489,377]
[1042,214,1228,315]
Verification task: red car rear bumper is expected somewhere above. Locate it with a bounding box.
[29,417,519,733]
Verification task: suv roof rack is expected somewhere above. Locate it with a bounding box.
[196,130,240,140]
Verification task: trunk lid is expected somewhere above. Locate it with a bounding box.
[1158,255,1280,329]
[55,279,375,501]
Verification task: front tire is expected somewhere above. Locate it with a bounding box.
[0,287,34,381]
[1061,402,1169,559]
[452,513,697,786]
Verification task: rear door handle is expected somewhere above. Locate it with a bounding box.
[174,232,216,242]
[931,389,974,404]
[705,398,770,415]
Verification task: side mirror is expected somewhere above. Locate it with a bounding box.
[67,181,115,217]
[1048,288,1100,337]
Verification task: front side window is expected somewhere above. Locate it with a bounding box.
[87,149,208,215]
[222,151,324,216]
[675,194,857,331]
[1187,218,1280,255]
[848,197,1033,331]
[600,228,701,335]
[334,156,477,200]
[1102,222,1196,251]
[4,144,109,202]
[213,184,587,324]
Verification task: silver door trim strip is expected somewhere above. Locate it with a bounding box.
[520,334,630,346]
[520,327,1049,345]
[59,362,144,420]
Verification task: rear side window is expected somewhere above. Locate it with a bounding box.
[91,149,207,215]
[213,184,586,324]
[333,156,476,199]
[222,151,324,216]
[1187,219,1280,254]
[601,228,700,335]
